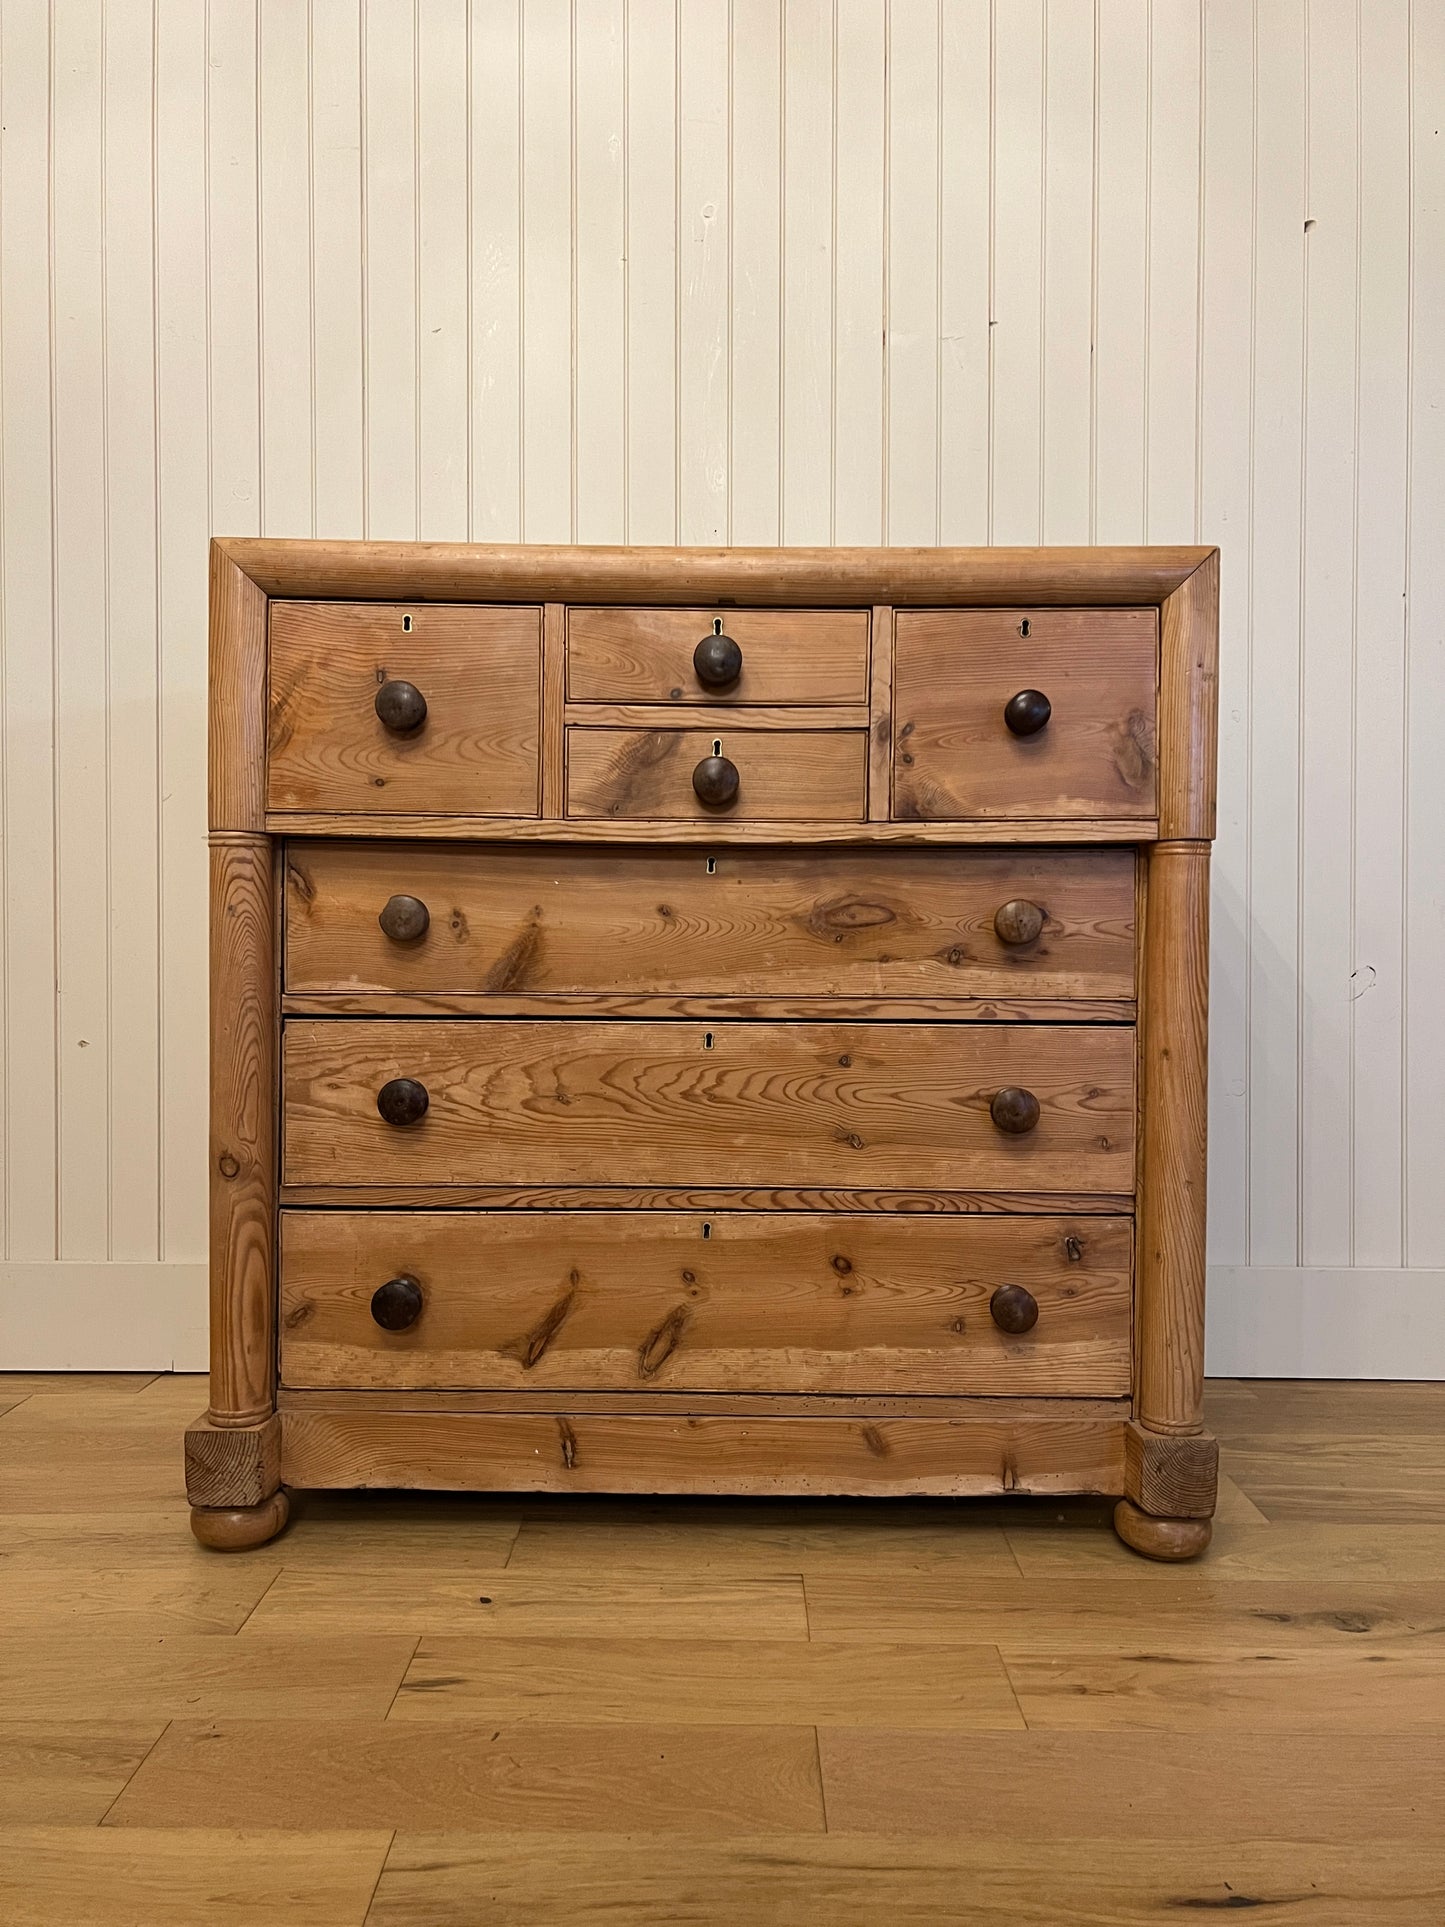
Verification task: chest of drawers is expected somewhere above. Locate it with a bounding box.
[187,541,1220,1561]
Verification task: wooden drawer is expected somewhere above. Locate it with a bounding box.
[284,842,1137,1008]
[281,1018,1136,1192]
[566,726,867,822]
[267,602,541,815]
[567,607,870,705]
[279,1210,1133,1396]
[892,609,1158,821]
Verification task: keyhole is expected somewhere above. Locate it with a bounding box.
[1018,617,1030,638]
[704,1032,714,1049]
[701,1223,712,1240]
[402,614,413,633]
[712,739,722,756]
[706,856,717,874]
[713,616,724,634]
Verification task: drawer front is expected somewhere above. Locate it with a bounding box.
[282,1018,1135,1191]
[285,842,1137,1004]
[280,1210,1133,1396]
[267,602,541,815]
[567,727,867,822]
[893,609,1158,821]
[567,607,870,705]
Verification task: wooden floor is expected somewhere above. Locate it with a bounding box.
[2,1378,1444,1924]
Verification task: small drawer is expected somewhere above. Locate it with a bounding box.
[267,602,541,815]
[566,606,870,705]
[284,841,1137,1005]
[893,608,1158,821]
[279,1209,1133,1396]
[566,726,867,822]
[281,1017,1137,1193]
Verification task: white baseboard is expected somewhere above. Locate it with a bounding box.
[1,1261,209,1372]
[3,1259,1442,1380]
[1206,1266,1445,1379]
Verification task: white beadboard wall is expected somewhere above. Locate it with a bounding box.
[1,1,1442,1374]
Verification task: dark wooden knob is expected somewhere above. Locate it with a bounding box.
[375,678,427,732]
[1003,689,1051,736]
[990,1284,1039,1334]
[994,899,1045,946]
[990,1086,1040,1135]
[693,632,743,688]
[377,1076,429,1126]
[692,754,740,807]
[378,894,430,943]
[371,1274,424,1331]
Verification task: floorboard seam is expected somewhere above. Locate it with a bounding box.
[812,1726,830,1833]
[230,1563,287,1633]
[95,1717,172,1827]
[382,1637,424,1721]
[994,1646,1032,1730]
[360,1827,398,1926]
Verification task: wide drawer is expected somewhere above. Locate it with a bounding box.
[566,726,867,822]
[279,1210,1133,1395]
[281,1019,1136,1191]
[892,609,1158,820]
[284,842,1137,1005]
[267,602,541,815]
[567,607,870,705]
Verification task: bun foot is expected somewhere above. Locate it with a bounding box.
[1113,1498,1212,1562]
[190,1490,290,1551]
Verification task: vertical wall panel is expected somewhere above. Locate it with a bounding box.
[0,0,60,1259]
[1,2,1442,1367]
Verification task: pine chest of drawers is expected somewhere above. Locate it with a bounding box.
[189,540,1220,1561]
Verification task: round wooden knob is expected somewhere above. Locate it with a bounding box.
[693,632,743,688]
[376,1076,429,1126]
[990,1086,1040,1135]
[990,1283,1039,1334]
[378,894,430,943]
[1003,689,1051,736]
[371,1274,424,1331]
[375,678,427,733]
[994,899,1045,946]
[692,754,740,807]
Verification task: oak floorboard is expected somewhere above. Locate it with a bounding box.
[818,1728,1445,1838]
[1006,1517,1445,1582]
[1000,1647,1445,1730]
[0,1374,159,1397]
[802,1575,1445,1652]
[105,1720,826,1834]
[0,1827,390,1927]
[390,1637,1024,1728]
[493,1500,1023,1576]
[0,1637,416,1722]
[0,1724,166,1825]
[0,1566,282,1636]
[362,1833,1445,1927]
[240,1571,807,1640]
[1208,1378,1445,1436]
[1219,1432,1445,1522]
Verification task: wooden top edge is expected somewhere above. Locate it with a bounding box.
[213,536,1216,607]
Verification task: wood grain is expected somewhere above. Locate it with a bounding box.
[365,1835,1445,1927]
[266,601,541,814]
[385,1636,1023,1728]
[1158,549,1221,838]
[565,725,867,821]
[207,540,269,832]
[0,1725,166,1824]
[0,1827,392,1927]
[106,1720,827,1834]
[276,1183,1138,1213]
[278,1209,1133,1396]
[893,608,1159,820]
[282,841,1138,1004]
[566,605,869,704]
[1124,1419,1219,1519]
[207,836,276,1429]
[867,604,894,820]
[279,1408,1126,1496]
[1136,841,1211,1436]
[183,1412,281,1508]
[218,536,1213,606]
[265,810,1158,844]
[280,1018,1137,1192]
